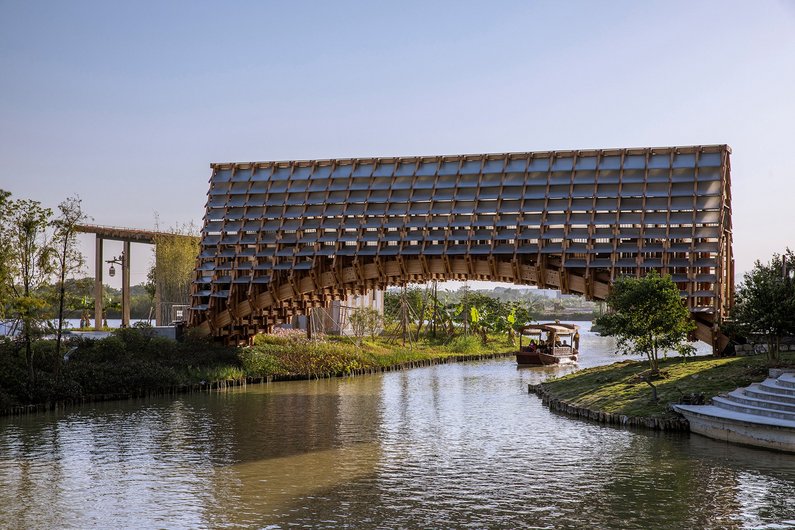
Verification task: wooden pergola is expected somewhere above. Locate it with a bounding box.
[75,224,198,328]
[189,145,734,351]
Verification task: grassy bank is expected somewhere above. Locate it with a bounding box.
[238,331,513,380]
[0,328,514,415]
[535,353,795,427]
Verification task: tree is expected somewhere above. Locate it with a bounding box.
[430,297,457,337]
[0,190,14,318]
[467,293,503,344]
[513,299,540,329]
[149,222,200,324]
[595,271,695,375]
[348,307,383,345]
[3,196,56,379]
[731,249,795,362]
[51,196,88,363]
[384,286,429,342]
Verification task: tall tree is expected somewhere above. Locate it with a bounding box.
[149,222,200,324]
[0,190,13,318]
[731,249,795,362]
[595,271,695,374]
[51,196,88,362]
[4,197,56,379]
[466,292,503,344]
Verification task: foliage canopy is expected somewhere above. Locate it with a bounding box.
[731,249,795,361]
[595,271,695,374]
[148,222,200,322]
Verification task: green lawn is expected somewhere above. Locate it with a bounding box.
[541,352,795,419]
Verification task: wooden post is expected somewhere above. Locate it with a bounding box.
[122,241,131,327]
[154,280,161,326]
[94,236,103,330]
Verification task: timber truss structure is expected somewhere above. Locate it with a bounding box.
[190,145,734,350]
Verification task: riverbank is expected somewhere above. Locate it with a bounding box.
[529,353,795,431]
[0,329,514,416]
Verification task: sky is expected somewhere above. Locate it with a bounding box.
[1,0,794,289]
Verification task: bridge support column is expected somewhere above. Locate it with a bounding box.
[122,241,131,327]
[94,236,103,330]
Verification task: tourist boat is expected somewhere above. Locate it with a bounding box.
[516,323,580,365]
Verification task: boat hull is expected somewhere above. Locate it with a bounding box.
[516,351,542,365]
[538,352,578,365]
[516,351,578,366]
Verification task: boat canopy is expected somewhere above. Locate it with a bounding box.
[518,323,579,336]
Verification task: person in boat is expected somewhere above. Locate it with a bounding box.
[573,331,580,351]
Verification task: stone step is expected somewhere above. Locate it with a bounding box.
[729,390,795,413]
[759,379,795,396]
[745,385,795,406]
[778,373,795,389]
[673,403,795,429]
[711,396,795,421]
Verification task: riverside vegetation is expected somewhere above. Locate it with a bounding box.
[538,353,795,423]
[537,252,795,427]
[539,270,705,428]
[0,326,513,415]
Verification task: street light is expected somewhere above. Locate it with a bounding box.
[105,251,129,327]
[107,253,124,278]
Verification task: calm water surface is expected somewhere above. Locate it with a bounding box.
[1,323,794,529]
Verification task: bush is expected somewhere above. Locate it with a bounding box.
[65,359,181,395]
[244,333,367,377]
[0,389,16,411]
[24,372,83,403]
[448,335,481,354]
[348,307,383,343]
[0,342,28,405]
[68,335,126,363]
[239,346,284,377]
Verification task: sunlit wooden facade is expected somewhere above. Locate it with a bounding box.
[190,145,733,349]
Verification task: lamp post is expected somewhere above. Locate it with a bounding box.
[107,253,122,278]
[106,245,131,327]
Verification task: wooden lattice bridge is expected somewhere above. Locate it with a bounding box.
[189,144,734,351]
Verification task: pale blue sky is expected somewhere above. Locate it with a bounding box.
[1,1,794,288]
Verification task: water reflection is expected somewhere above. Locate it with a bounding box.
[1,324,793,528]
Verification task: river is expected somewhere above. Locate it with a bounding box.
[1,323,794,529]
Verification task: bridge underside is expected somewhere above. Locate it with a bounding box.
[190,145,733,351]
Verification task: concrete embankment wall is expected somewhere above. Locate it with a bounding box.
[528,383,690,432]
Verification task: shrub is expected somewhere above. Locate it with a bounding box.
[245,333,368,378]
[348,307,383,343]
[239,346,284,377]
[65,359,181,395]
[448,335,481,354]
